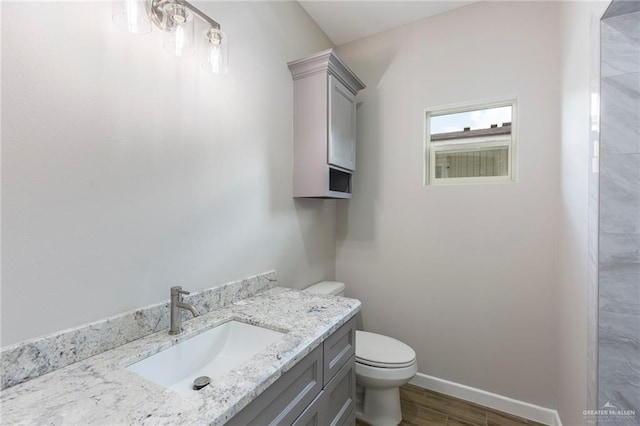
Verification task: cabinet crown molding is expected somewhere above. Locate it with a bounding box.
[288,49,365,95]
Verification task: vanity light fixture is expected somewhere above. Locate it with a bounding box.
[113,0,229,74]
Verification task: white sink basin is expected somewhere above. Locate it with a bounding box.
[126,321,285,396]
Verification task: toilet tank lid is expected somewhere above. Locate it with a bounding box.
[305,281,345,296]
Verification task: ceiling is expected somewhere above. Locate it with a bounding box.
[298,1,479,46]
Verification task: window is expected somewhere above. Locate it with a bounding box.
[425,101,516,185]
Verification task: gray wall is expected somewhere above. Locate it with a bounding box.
[598,1,640,421]
[335,2,561,409]
[1,1,336,346]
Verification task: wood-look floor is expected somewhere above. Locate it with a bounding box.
[355,384,548,426]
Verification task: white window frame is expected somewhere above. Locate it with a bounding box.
[424,99,517,185]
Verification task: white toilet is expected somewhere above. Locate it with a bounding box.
[303,281,417,426]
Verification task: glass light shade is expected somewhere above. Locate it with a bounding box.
[162,3,195,57]
[201,28,229,74]
[112,0,151,34]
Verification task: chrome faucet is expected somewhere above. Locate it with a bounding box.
[169,286,200,335]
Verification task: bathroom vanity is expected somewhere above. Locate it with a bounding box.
[0,283,360,425]
[229,317,356,425]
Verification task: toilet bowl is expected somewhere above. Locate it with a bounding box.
[355,331,417,425]
[303,281,417,426]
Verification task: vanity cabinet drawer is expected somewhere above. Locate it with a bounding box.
[227,345,323,426]
[291,390,326,426]
[325,355,356,426]
[292,354,356,426]
[341,409,356,426]
[323,317,356,386]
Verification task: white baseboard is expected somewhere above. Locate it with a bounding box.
[409,373,562,426]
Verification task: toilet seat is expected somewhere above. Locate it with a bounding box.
[356,331,416,369]
[357,357,416,369]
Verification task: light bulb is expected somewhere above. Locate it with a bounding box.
[201,27,229,74]
[162,3,195,57]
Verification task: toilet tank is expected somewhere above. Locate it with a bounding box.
[303,281,345,297]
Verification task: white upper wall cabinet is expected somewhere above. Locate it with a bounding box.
[288,49,365,199]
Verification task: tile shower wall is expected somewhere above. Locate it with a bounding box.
[598,2,640,424]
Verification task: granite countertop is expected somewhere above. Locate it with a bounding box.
[0,288,360,425]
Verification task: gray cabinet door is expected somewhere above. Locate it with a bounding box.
[323,317,356,386]
[328,75,356,171]
[292,391,326,426]
[325,356,356,426]
[227,345,323,426]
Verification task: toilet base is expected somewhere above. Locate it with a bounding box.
[356,385,403,426]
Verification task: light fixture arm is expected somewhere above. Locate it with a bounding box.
[181,1,220,30]
[148,0,221,31]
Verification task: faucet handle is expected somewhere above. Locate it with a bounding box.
[171,286,190,296]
